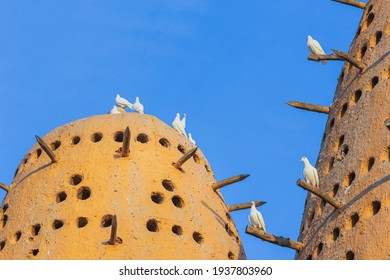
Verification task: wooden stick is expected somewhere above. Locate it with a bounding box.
[109,215,117,245]
[0,182,9,192]
[332,49,366,71]
[296,179,343,209]
[308,53,339,63]
[286,101,330,114]
[228,201,267,212]
[172,147,198,170]
[331,0,366,9]
[212,174,250,191]
[122,127,131,157]
[246,225,303,251]
[35,135,57,163]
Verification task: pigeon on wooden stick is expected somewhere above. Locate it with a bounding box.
[248,201,266,232]
[301,156,319,187]
[307,35,327,64]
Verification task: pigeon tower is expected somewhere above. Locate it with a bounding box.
[0,113,245,259]
[296,0,390,260]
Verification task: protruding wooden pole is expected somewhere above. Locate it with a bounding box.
[308,53,339,63]
[122,127,131,157]
[35,135,57,163]
[212,174,250,191]
[109,215,118,245]
[332,49,366,71]
[172,147,198,171]
[286,101,330,114]
[331,0,366,9]
[246,226,303,251]
[228,201,267,212]
[296,179,343,209]
[0,182,9,193]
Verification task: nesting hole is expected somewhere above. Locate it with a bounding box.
[72,136,81,145]
[0,241,4,251]
[77,187,91,200]
[367,4,373,13]
[345,172,355,187]
[2,204,9,213]
[332,184,340,197]
[101,215,113,227]
[2,215,8,228]
[56,191,67,203]
[317,242,323,255]
[193,154,200,164]
[91,132,103,142]
[30,249,39,256]
[365,157,375,173]
[360,44,367,59]
[172,225,183,235]
[114,131,124,142]
[329,118,335,129]
[370,76,379,91]
[14,231,22,242]
[205,164,212,173]
[375,31,382,45]
[146,219,159,232]
[228,252,236,260]
[172,195,184,208]
[333,228,340,241]
[367,13,374,27]
[36,149,42,158]
[31,224,41,236]
[346,250,355,260]
[162,180,175,192]
[70,174,83,186]
[52,220,64,230]
[328,157,335,172]
[338,135,345,149]
[354,89,362,103]
[151,192,164,204]
[341,144,349,157]
[136,133,149,143]
[350,212,359,228]
[306,255,312,260]
[177,144,186,154]
[372,200,381,215]
[50,140,61,150]
[77,217,88,228]
[193,231,204,244]
[340,103,348,118]
[159,138,170,148]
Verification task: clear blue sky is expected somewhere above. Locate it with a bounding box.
[0,1,363,260]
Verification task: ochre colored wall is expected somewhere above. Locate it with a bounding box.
[0,113,245,259]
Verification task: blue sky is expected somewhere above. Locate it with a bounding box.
[0,1,364,260]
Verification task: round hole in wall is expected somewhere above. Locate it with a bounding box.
[114,131,124,142]
[367,13,374,27]
[151,192,164,204]
[36,149,42,158]
[146,219,159,232]
[14,231,22,242]
[354,89,362,103]
[172,225,183,236]
[177,144,186,154]
[50,140,61,151]
[367,157,375,172]
[70,174,83,186]
[172,195,184,208]
[0,241,5,251]
[371,76,379,90]
[52,220,64,230]
[77,186,91,200]
[193,154,200,164]
[347,172,355,186]
[136,133,149,143]
[333,227,340,241]
[340,103,348,118]
[2,204,9,213]
[101,215,113,227]
[30,249,39,256]
[159,138,170,148]
[56,191,67,203]
[228,252,235,260]
[77,217,88,228]
[332,184,340,197]
[2,215,8,228]
[341,144,349,157]
[317,242,323,255]
[162,180,175,192]
[372,200,381,215]
[72,136,81,145]
[346,250,355,260]
[31,224,41,236]
[350,212,359,227]
[361,44,367,58]
[375,31,382,45]
[193,232,204,244]
[91,132,103,143]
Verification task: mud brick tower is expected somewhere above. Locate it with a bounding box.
[296,0,390,260]
[0,113,245,259]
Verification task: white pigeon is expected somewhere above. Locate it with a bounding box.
[307,35,327,64]
[248,201,266,232]
[181,113,186,128]
[188,133,196,145]
[301,156,319,187]
[132,96,144,114]
[109,105,122,115]
[115,94,133,110]
[172,113,187,137]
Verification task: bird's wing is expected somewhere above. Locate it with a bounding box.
[256,210,266,232]
[313,168,319,187]
[248,214,253,226]
[311,40,326,55]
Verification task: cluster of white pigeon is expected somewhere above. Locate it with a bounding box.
[248,36,324,232]
[109,94,196,146]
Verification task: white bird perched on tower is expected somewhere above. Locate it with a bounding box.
[115,94,133,110]
[132,96,144,114]
[248,201,266,232]
[108,105,122,115]
[301,156,319,187]
[172,113,187,137]
[307,35,327,64]
[188,133,196,145]
[181,113,186,128]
